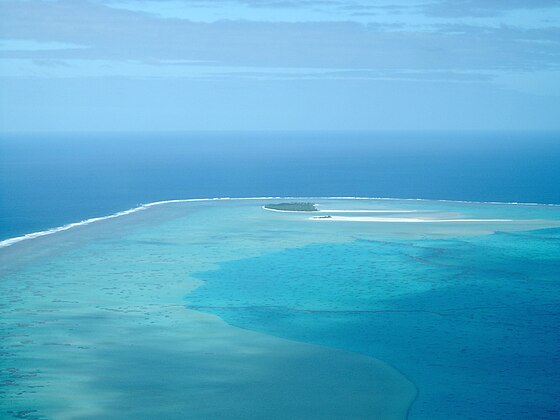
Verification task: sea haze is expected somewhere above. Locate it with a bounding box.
[1,130,559,240]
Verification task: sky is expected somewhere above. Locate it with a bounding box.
[0,0,559,132]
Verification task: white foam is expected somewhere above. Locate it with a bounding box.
[311,216,513,223]
[320,196,560,207]
[317,209,418,213]
[0,206,149,248]
[1,195,556,249]
[261,205,419,214]
[262,206,301,213]
[0,197,296,249]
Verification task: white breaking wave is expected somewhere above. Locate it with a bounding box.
[317,209,418,213]
[0,196,557,249]
[321,196,560,207]
[0,197,293,249]
[0,205,150,249]
[310,216,513,223]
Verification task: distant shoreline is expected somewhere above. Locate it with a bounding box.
[310,216,513,223]
[1,196,559,249]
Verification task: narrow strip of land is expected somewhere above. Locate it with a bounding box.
[311,216,513,222]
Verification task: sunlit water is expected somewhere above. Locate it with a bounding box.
[1,198,560,419]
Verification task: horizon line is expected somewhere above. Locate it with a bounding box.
[2,128,560,136]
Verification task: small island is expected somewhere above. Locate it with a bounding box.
[263,202,318,212]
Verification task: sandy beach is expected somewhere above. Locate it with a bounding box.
[317,209,419,213]
[311,215,513,222]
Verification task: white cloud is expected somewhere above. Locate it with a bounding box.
[0,39,88,51]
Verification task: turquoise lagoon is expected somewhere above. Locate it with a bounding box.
[2,198,560,419]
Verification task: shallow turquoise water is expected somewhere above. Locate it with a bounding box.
[189,226,560,419]
[2,198,560,419]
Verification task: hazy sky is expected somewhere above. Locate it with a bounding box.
[1,0,559,132]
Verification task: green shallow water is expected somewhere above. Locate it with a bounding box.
[2,198,560,419]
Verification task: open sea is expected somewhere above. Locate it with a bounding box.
[1,131,560,419]
[2,131,560,241]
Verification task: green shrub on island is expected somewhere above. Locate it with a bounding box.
[264,202,318,212]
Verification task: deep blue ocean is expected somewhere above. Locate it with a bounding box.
[1,131,559,241]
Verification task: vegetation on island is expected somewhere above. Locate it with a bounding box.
[264,202,318,212]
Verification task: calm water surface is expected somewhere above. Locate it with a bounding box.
[1,131,560,419]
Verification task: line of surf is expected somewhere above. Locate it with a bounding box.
[325,197,560,207]
[0,205,148,249]
[317,209,419,213]
[262,207,420,214]
[311,216,513,223]
[1,195,557,249]
[0,197,292,249]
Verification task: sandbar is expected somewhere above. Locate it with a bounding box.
[311,216,513,222]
